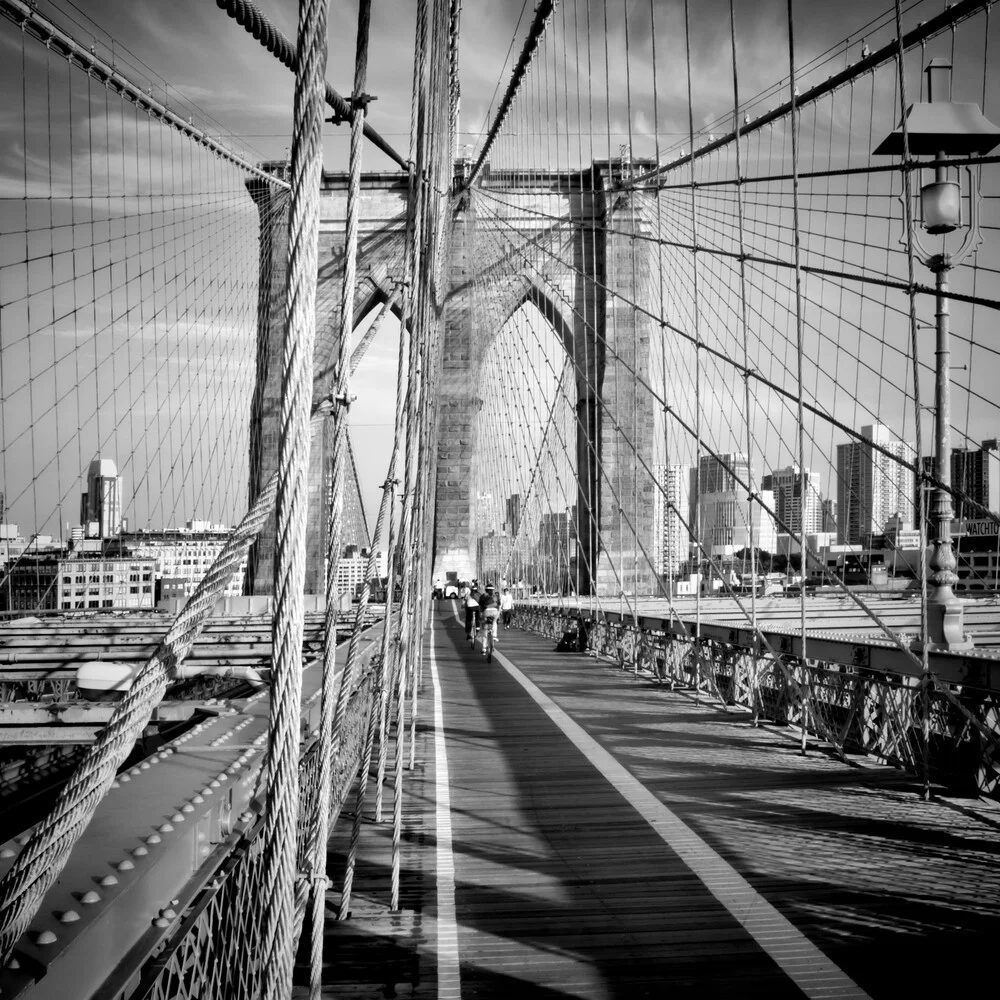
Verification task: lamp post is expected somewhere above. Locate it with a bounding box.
[875,57,1000,650]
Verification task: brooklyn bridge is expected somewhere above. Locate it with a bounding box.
[1,0,999,997]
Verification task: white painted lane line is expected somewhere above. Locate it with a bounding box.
[491,646,872,1000]
[430,622,461,999]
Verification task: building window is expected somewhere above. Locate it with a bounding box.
[129,586,139,594]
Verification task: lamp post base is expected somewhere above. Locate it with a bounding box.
[910,592,974,653]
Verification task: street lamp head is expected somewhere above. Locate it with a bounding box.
[875,58,1000,245]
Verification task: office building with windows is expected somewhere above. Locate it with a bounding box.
[761,465,822,535]
[836,424,916,544]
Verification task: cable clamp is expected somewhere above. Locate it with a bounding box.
[381,477,400,490]
[333,392,356,409]
[296,872,330,890]
[326,93,377,126]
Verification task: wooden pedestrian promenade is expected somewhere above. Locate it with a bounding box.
[303,608,1000,998]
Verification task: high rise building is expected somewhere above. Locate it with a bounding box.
[821,497,838,533]
[699,452,749,495]
[652,464,691,579]
[537,507,577,591]
[836,423,916,544]
[505,494,522,538]
[80,457,123,538]
[761,465,822,535]
[698,454,777,556]
[918,440,1000,525]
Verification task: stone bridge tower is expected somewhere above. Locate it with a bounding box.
[247,162,658,598]
[432,162,658,596]
[246,168,409,595]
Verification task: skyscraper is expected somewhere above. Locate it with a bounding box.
[80,457,123,538]
[505,493,522,539]
[652,464,691,579]
[836,424,916,544]
[821,497,838,533]
[761,465,822,535]
[947,440,999,522]
[698,454,777,556]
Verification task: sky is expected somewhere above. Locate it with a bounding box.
[1,0,996,539]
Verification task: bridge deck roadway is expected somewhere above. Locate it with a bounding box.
[311,604,1000,999]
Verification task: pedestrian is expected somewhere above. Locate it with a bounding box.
[500,587,514,629]
[462,581,479,641]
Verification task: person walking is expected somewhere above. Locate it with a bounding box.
[500,587,514,629]
[463,581,480,641]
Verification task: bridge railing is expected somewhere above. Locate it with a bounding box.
[520,604,1000,798]
[131,646,380,1000]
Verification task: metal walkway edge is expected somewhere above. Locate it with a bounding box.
[306,607,1000,998]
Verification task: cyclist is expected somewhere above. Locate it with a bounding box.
[478,583,501,652]
[499,587,514,629]
[463,581,480,642]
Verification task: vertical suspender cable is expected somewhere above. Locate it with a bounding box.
[892,0,931,795]
[262,0,329,994]
[729,0,762,720]
[785,0,810,755]
[390,0,428,911]
[308,0,373,991]
[683,0,704,699]
[339,475,398,918]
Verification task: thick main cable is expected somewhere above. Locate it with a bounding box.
[214,0,408,170]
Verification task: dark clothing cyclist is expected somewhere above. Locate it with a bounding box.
[478,584,501,650]
[463,583,480,640]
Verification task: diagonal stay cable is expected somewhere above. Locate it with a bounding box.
[214,0,408,170]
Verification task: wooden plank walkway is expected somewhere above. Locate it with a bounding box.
[300,605,1000,998]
